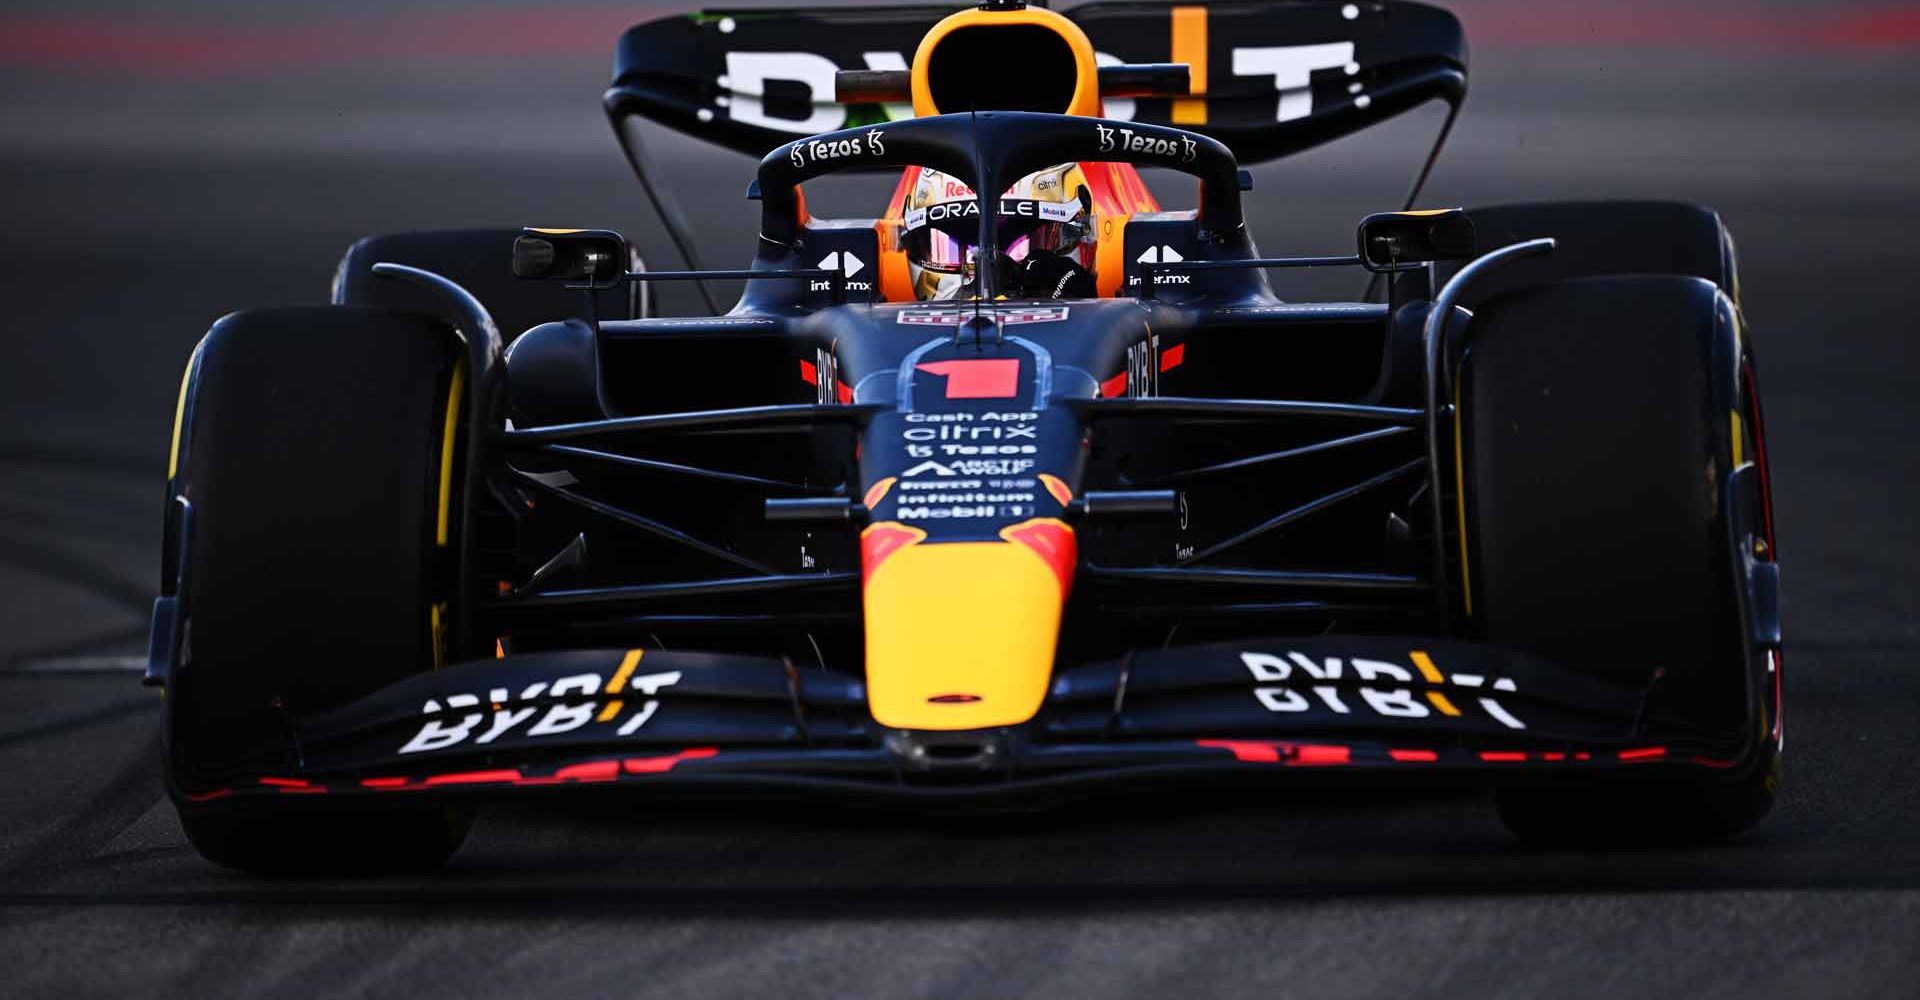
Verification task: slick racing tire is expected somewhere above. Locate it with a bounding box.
[332,228,648,341]
[1457,275,1779,846]
[167,306,472,873]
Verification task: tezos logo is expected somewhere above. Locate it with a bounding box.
[1095,124,1197,163]
[789,128,886,170]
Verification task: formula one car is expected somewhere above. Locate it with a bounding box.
[150,0,1782,872]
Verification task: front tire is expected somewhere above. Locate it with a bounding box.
[1458,274,1779,845]
[166,306,473,873]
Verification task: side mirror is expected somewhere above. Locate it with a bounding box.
[1357,209,1475,271]
[512,228,629,288]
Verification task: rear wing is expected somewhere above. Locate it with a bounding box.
[606,1,1466,165]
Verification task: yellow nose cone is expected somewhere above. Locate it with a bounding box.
[862,523,1074,730]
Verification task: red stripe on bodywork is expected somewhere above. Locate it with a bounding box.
[1099,371,1128,398]
[1196,740,1350,765]
[1293,744,1351,766]
[1158,343,1185,372]
[423,768,523,786]
[553,759,621,783]
[1388,748,1438,762]
[623,747,719,774]
[258,776,326,793]
[1197,739,1282,763]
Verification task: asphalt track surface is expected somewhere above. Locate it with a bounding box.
[3,2,1919,997]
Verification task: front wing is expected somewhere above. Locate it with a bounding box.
[173,637,1755,808]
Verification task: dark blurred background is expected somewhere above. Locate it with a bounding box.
[2,2,1917,996]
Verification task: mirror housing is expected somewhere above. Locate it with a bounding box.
[512,228,629,289]
[1357,210,1476,271]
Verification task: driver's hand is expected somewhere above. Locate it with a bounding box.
[1016,253,1097,299]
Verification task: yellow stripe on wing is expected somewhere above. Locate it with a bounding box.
[596,648,647,721]
[605,649,644,694]
[1410,650,1462,716]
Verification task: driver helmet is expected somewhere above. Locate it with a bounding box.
[903,163,1096,301]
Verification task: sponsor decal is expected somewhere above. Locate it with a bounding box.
[1096,123,1197,163]
[889,467,1040,520]
[896,306,1069,326]
[712,44,1358,134]
[398,660,682,754]
[901,410,1040,462]
[899,458,1036,479]
[1131,245,1192,285]
[915,359,1020,400]
[896,476,1036,492]
[787,127,885,170]
[818,250,865,278]
[896,501,1035,521]
[1239,648,1527,730]
[999,305,1071,324]
[810,250,871,293]
[897,308,964,327]
[1230,42,1357,122]
[905,198,1080,231]
[721,51,846,133]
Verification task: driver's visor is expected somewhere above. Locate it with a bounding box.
[904,199,1081,271]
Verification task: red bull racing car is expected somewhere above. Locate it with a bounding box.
[150,0,1783,871]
